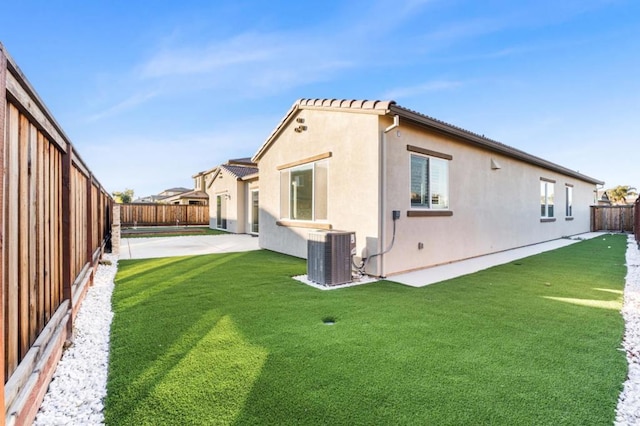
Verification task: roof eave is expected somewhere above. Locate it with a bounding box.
[252,101,301,163]
[390,105,603,185]
[241,172,259,181]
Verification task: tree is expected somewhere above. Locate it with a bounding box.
[605,185,638,205]
[112,188,134,204]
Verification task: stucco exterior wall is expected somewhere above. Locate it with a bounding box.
[380,121,596,275]
[245,179,259,234]
[207,170,242,233]
[258,108,382,262]
[257,106,598,278]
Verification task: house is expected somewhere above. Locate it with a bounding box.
[205,158,259,234]
[137,186,209,205]
[251,98,603,277]
[596,190,612,206]
[160,189,209,205]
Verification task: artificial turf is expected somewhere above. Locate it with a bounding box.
[105,234,628,425]
[122,227,226,238]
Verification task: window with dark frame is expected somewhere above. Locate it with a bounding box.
[410,154,449,209]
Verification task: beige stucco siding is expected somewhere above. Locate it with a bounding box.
[258,108,382,260]
[207,170,241,232]
[380,122,596,275]
[245,179,259,234]
[256,103,598,277]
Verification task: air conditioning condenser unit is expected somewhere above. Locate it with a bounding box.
[307,230,356,286]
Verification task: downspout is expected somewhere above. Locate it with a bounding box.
[378,114,400,277]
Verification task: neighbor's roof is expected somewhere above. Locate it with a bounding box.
[192,166,218,178]
[159,190,208,200]
[162,187,192,193]
[207,161,259,186]
[221,164,259,179]
[251,98,603,185]
[228,157,257,166]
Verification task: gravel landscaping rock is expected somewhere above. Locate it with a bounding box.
[616,235,640,425]
[33,254,117,426]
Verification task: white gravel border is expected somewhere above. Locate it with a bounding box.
[616,235,640,425]
[30,235,640,424]
[34,253,118,426]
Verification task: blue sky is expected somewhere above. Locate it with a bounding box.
[2,0,638,198]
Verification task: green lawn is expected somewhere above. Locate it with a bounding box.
[106,235,628,425]
[122,227,226,238]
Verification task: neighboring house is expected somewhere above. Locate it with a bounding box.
[161,189,209,205]
[134,186,209,205]
[158,186,209,205]
[206,158,259,234]
[133,195,164,203]
[158,187,192,197]
[251,98,603,277]
[596,190,612,206]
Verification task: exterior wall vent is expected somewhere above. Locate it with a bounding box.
[307,231,356,286]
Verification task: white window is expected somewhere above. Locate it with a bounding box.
[280,160,328,221]
[411,154,449,209]
[565,185,573,217]
[540,180,555,218]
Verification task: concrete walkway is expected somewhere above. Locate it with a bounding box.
[388,232,612,287]
[119,234,260,260]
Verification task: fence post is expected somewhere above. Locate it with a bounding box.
[1,41,8,426]
[633,197,640,248]
[86,173,93,265]
[112,204,121,255]
[61,145,73,339]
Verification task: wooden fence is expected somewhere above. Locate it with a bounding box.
[1,43,113,425]
[591,205,635,233]
[120,203,209,227]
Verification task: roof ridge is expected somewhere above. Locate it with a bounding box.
[297,98,396,110]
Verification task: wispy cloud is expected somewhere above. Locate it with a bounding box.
[381,80,464,100]
[85,0,446,122]
[87,90,159,122]
[138,33,278,78]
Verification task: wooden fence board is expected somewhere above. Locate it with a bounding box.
[120,203,209,227]
[18,114,30,360]
[28,123,38,349]
[37,132,45,334]
[591,205,635,232]
[6,103,20,376]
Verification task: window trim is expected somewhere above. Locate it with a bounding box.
[540,179,555,221]
[409,151,450,211]
[407,144,453,160]
[277,152,331,171]
[279,158,328,223]
[565,184,573,219]
[407,210,453,217]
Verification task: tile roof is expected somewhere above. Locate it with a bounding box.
[221,164,259,179]
[228,157,257,166]
[297,98,395,110]
[162,187,191,193]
